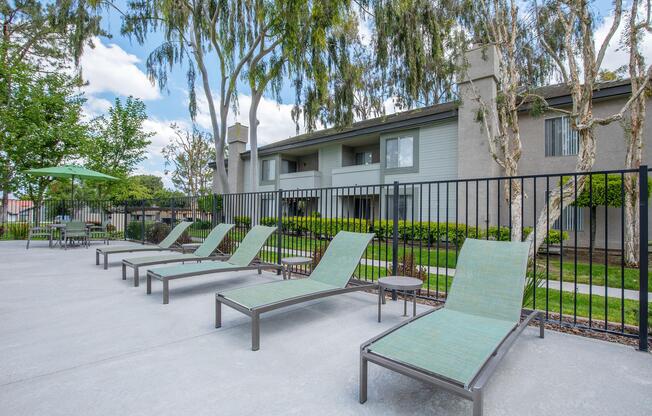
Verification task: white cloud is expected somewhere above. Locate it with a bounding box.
[80,37,161,100]
[82,95,112,119]
[357,14,373,47]
[195,93,301,148]
[142,117,190,157]
[594,10,652,72]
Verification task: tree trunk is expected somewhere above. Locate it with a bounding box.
[249,92,262,193]
[1,183,9,224]
[529,128,595,257]
[622,0,646,267]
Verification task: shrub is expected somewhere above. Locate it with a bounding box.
[371,220,476,246]
[3,223,30,240]
[261,217,368,238]
[195,220,213,230]
[387,252,427,281]
[311,241,329,268]
[234,216,251,228]
[217,234,236,254]
[146,222,171,244]
[126,220,154,240]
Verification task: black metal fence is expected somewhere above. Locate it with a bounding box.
[1,167,649,349]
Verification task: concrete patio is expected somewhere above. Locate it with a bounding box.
[0,240,650,416]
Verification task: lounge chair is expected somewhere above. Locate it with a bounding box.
[215,231,375,351]
[95,221,193,269]
[146,225,280,304]
[359,239,544,416]
[121,223,235,287]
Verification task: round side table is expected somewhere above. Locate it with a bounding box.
[377,276,423,322]
[281,256,312,280]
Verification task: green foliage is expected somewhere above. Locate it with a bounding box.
[85,97,153,180]
[260,217,368,238]
[371,220,477,246]
[0,223,30,240]
[486,226,567,245]
[145,222,171,244]
[126,220,155,240]
[234,216,251,228]
[197,195,222,214]
[572,174,652,208]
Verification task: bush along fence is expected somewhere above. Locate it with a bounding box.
[1,168,649,350]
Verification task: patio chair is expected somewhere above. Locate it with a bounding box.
[95,221,193,269]
[122,223,235,287]
[89,219,111,245]
[63,221,89,249]
[26,226,52,249]
[359,239,544,416]
[215,231,375,351]
[146,225,280,304]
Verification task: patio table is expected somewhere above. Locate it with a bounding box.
[280,256,312,280]
[377,276,423,322]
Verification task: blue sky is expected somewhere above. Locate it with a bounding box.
[78,0,645,189]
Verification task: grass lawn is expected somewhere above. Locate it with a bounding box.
[190,229,649,292]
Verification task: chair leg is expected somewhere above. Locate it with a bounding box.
[146,274,152,294]
[162,279,169,304]
[251,313,260,351]
[134,267,139,287]
[96,251,99,265]
[26,233,31,250]
[122,263,126,280]
[215,298,222,328]
[359,356,368,404]
[539,312,545,338]
[472,388,483,416]
[104,253,108,270]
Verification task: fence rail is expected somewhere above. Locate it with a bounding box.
[1,167,649,349]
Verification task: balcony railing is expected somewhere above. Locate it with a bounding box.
[279,170,321,190]
[332,163,380,187]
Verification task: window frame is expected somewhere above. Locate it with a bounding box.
[260,157,277,185]
[544,116,579,157]
[380,129,419,175]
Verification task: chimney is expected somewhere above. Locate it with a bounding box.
[456,44,501,179]
[227,122,248,193]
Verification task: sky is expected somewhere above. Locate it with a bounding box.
[78,0,650,189]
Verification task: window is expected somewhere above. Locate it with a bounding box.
[282,160,297,174]
[354,198,372,220]
[261,159,276,182]
[355,151,373,166]
[553,206,584,232]
[386,195,410,221]
[385,136,413,168]
[545,117,578,157]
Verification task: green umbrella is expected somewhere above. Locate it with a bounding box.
[24,165,119,218]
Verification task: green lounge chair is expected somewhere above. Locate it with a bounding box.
[121,223,234,287]
[95,221,193,269]
[359,239,544,416]
[215,231,375,351]
[146,225,280,304]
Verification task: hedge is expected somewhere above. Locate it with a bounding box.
[126,220,154,240]
[259,217,569,246]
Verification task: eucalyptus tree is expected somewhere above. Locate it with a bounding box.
[621,0,652,266]
[162,124,215,196]
[459,0,555,242]
[242,0,358,192]
[122,0,265,193]
[0,0,104,221]
[531,0,652,257]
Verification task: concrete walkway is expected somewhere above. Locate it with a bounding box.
[1,240,651,416]
[268,247,651,301]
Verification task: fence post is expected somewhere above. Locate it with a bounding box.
[638,165,649,352]
[392,181,400,300]
[171,198,176,224]
[276,189,283,274]
[123,200,128,241]
[141,199,146,245]
[212,194,218,227]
